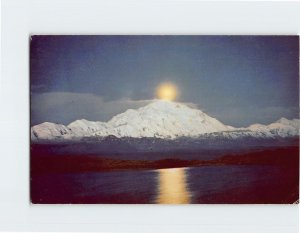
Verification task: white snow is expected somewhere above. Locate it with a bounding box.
[31,122,73,140]
[105,100,232,138]
[247,118,299,138]
[68,119,112,137]
[30,100,300,140]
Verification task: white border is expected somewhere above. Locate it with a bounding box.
[1,0,299,232]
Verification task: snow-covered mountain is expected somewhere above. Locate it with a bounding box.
[247,118,299,137]
[31,122,73,140]
[103,100,233,138]
[31,100,299,141]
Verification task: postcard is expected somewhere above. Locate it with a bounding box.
[30,35,299,204]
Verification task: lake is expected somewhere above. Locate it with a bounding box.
[31,164,298,204]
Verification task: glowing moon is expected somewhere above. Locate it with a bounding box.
[156,82,178,101]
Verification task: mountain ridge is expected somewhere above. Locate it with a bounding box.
[31,100,299,141]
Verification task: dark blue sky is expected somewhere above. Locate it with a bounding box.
[30,36,299,127]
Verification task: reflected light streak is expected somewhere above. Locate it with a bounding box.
[156,168,191,204]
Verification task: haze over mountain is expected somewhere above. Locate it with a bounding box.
[30,100,299,141]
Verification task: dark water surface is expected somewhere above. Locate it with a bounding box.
[31,164,298,204]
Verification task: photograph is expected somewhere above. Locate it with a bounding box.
[30,35,299,204]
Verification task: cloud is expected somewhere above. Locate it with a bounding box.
[31,92,154,125]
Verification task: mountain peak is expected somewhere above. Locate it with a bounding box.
[30,100,299,141]
[276,117,289,124]
[105,100,232,138]
[142,99,199,113]
[146,99,185,107]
